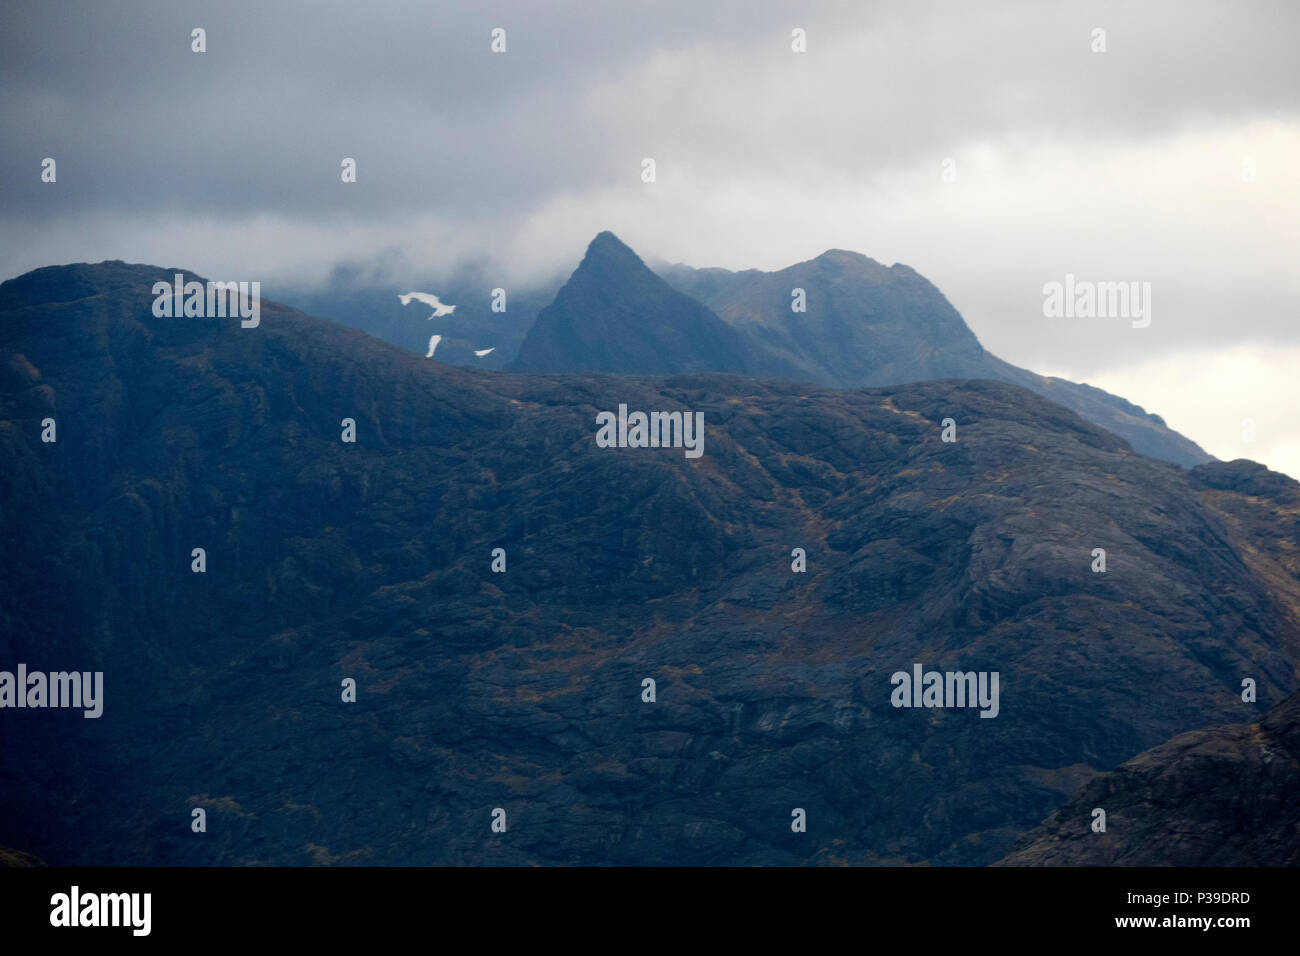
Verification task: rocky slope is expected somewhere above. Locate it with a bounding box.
[998,459,1300,865]
[998,686,1300,865]
[0,261,1290,866]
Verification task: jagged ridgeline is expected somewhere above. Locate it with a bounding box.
[277,232,1212,468]
[0,261,1295,865]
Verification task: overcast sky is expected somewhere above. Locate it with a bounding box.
[3,0,1297,474]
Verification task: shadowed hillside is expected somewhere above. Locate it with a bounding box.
[999,460,1300,865]
[0,261,1290,866]
[999,685,1300,866]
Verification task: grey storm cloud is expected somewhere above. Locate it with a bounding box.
[3,0,1295,220]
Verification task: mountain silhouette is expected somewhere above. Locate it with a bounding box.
[509,232,753,376]
[663,249,990,385]
[510,233,1211,467]
[0,260,1291,866]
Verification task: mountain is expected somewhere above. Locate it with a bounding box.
[660,251,991,385]
[508,232,754,375]
[270,283,547,371]
[998,685,1300,866]
[665,248,1215,468]
[999,459,1300,865]
[271,266,563,370]
[0,261,1292,866]
[514,234,1211,467]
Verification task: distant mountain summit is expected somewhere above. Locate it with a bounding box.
[509,231,752,376]
[663,248,992,386]
[510,232,1213,467]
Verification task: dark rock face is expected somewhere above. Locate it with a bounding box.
[1191,457,1300,499]
[997,687,1300,866]
[1189,460,1300,667]
[509,233,753,376]
[0,261,1292,866]
[999,459,1300,865]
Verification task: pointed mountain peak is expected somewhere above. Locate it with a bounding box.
[580,231,645,270]
[552,231,664,297]
[508,232,749,375]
